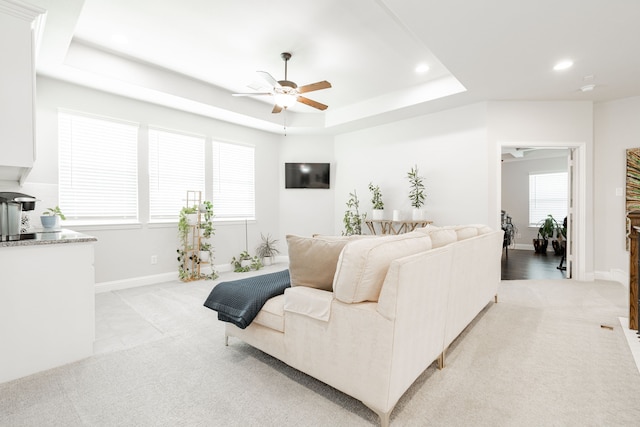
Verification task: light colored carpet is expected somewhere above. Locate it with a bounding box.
[2,274,640,426]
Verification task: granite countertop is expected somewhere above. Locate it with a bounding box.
[0,229,97,248]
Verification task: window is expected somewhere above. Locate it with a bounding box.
[529,172,568,225]
[58,112,139,221]
[149,128,205,219]
[212,141,255,219]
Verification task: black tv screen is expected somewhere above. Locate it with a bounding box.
[285,163,330,189]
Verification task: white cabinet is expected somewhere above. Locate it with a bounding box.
[0,238,96,384]
[0,1,45,184]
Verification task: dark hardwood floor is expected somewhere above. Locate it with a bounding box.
[501,248,568,280]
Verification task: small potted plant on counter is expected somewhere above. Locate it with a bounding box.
[41,206,66,230]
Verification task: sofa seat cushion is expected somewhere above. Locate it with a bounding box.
[333,232,432,303]
[252,295,285,332]
[286,235,350,291]
[284,286,333,322]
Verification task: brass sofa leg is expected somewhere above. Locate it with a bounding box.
[437,349,446,369]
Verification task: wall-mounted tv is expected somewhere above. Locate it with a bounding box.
[285,162,330,189]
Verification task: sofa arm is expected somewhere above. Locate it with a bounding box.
[284,286,333,322]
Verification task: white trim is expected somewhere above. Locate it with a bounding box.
[95,256,291,293]
[499,141,588,281]
[95,272,177,293]
[594,269,627,286]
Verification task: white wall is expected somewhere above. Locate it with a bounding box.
[333,103,490,234]
[278,135,335,239]
[593,96,640,285]
[27,77,282,285]
[20,75,636,288]
[501,154,568,247]
[488,101,594,278]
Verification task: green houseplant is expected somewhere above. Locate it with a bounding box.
[41,206,66,229]
[231,250,262,273]
[368,182,384,220]
[342,190,366,236]
[407,165,426,220]
[256,233,280,265]
[533,214,560,254]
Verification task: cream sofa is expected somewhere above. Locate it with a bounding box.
[223,225,503,426]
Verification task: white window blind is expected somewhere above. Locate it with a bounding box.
[58,112,139,221]
[212,141,255,219]
[149,128,205,219]
[529,172,568,225]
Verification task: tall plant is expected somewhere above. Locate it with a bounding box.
[407,165,426,209]
[368,182,384,210]
[342,190,366,236]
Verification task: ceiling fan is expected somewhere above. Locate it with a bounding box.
[233,52,331,113]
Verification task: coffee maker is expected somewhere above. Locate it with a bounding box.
[0,192,37,241]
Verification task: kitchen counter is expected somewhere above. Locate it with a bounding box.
[0,229,97,247]
[0,229,96,383]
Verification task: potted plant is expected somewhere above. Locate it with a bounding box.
[199,241,212,263]
[407,165,426,220]
[256,233,280,266]
[533,214,560,254]
[199,201,215,238]
[231,251,262,272]
[368,182,384,220]
[342,190,366,236]
[41,206,65,229]
[178,206,196,242]
[551,216,567,255]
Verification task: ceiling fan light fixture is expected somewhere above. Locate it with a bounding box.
[274,93,297,108]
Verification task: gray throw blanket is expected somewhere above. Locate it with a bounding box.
[203,269,291,329]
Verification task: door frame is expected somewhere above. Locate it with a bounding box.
[498,141,586,281]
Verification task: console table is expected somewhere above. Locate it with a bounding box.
[365,219,432,235]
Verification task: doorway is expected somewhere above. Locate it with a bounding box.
[499,143,586,280]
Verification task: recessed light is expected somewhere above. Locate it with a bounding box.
[553,60,573,71]
[111,33,128,44]
[415,63,430,74]
[580,84,595,92]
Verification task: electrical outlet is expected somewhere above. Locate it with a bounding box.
[151,255,157,265]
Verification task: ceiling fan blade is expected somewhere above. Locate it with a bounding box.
[298,96,328,111]
[272,104,283,114]
[298,80,332,94]
[257,71,282,89]
[232,92,272,97]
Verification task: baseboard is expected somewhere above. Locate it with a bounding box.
[594,269,627,286]
[95,256,291,293]
[95,272,178,293]
[513,243,533,251]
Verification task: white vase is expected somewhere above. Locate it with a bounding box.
[372,209,384,220]
[199,251,210,262]
[412,209,426,221]
[263,256,273,266]
[186,213,198,226]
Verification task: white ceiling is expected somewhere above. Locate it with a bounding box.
[32,0,640,135]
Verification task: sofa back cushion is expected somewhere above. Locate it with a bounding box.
[286,235,349,291]
[333,232,432,303]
